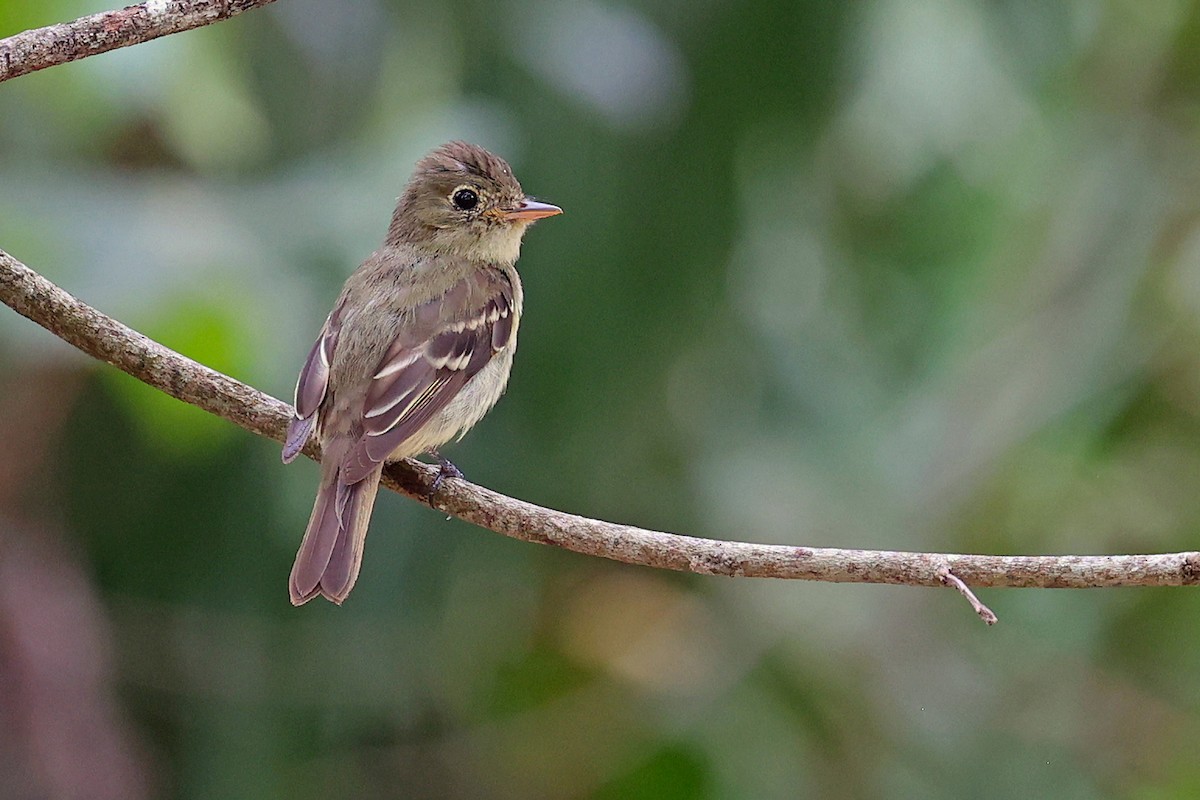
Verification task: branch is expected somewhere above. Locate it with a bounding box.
[0,0,277,84]
[4,248,1200,619]
[939,568,998,626]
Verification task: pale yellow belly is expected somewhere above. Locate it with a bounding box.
[384,344,516,460]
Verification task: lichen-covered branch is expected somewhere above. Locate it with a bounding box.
[3,247,1200,612]
[0,0,277,84]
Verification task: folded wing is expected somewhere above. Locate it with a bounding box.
[282,299,347,464]
[340,271,516,483]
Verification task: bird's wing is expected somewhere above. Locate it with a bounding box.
[282,298,348,464]
[340,270,516,483]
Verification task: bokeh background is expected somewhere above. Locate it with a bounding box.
[3,0,1200,797]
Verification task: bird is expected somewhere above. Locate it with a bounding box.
[281,141,561,605]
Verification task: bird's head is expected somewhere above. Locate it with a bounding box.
[387,141,561,263]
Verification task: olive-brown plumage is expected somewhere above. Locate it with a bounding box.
[283,142,561,605]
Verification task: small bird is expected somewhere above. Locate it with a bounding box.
[282,142,561,605]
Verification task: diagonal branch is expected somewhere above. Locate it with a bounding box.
[0,0,277,84]
[3,248,1200,616]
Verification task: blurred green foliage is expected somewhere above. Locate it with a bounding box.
[4,0,1200,797]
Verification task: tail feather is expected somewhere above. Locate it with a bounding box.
[289,466,338,603]
[289,461,384,606]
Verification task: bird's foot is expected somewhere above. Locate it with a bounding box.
[426,450,464,507]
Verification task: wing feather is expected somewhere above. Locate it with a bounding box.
[282,301,346,464]
[340,270,516,483]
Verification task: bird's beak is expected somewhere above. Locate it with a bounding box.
[503,199,563,221]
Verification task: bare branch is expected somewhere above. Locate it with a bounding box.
[939,568,998,625]
[0,0,277,84]
[4,247,1200,607]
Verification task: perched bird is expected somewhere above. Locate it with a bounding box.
[282,142,561,605]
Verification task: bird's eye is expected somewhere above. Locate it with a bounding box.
[452,188,479,211]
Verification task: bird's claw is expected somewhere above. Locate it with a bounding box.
[427,451,464,507]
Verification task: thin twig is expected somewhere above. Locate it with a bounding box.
[3,247,1200,599]
[0,0,278,84]
[939,567,998,625]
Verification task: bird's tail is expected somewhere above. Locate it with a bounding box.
[289,458,383,605]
